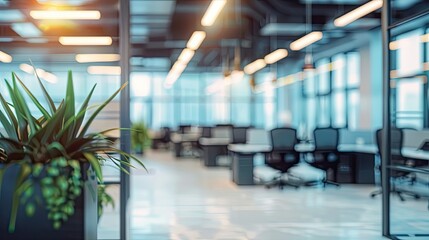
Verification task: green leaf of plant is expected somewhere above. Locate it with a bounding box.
[0,92,18,136]
[79,82,128,137]
[32,63,56,114]
[83,153,103,183]
[13,72,51,120]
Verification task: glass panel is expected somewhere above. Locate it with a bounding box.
[347,90,359,130]
[395,29,423,76]
[317,58,330,94]
[318,96,330,127]
[347,52,360,87]
[395,77,424,129]
[332,54,346,89]
[332,92,346,127]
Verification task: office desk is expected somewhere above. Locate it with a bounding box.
[228,144,272,185]
[402,148,429,161]
[295,143,378,184]
[171,133,200,157]
[199,138,230,167]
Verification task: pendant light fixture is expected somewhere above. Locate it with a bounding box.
[302,0,316,72]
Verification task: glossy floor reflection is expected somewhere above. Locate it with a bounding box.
[98,150,429,240]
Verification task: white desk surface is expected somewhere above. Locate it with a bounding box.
[228,144,272,153]
[199,138,230,145]
[402,148,429,161]
[171,133,200,143]
[294,143,378,154]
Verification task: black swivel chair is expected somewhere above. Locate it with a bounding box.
[370,128,420,200]
[232,127,248,144]
[151,127,171,149]
[306,127,340,187]
[265,128,301,189]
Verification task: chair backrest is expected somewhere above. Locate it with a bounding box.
[314,128,339,151]
[376,128,403,160]
[178,125,192,134]
[162,127,171,142]
[212,126,232,139]
[247,129,270,145]
[232,127,248,144]
[201,127,212,138]
[271,128,297,151]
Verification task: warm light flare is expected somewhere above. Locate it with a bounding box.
[30,10,101,20]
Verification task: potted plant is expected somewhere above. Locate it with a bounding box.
[0,71,143,240]
[131,122,151,154]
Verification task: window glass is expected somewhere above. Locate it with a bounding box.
[332,54,346,89]
[317,58,330,94]
[332,92,346,127]
[347,52,360,87]
[347,91,360,130]
[395,77,423,129]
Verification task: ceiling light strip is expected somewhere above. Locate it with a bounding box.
[334,0,383,27]
[186,31,206,50]
[76,54,120,63]
[0,51,12,63]
[264,49,288,64]
[290,31,323,51]
[201,0,227,27]
[30,10,101,20]
[59,36,112,45]
[244,59,266,75]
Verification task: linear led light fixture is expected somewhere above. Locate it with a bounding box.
[0,51,12,63]
[244,59,266,75]
[334,0,383,27]
[30,10,101,20]
[177,48,195,64]
[290,31,323,51]
[76,54,120,63]
[87,66,121,75]
[186,31,206,50]
[201,0,227,27]
[59,36,112,45]
[421,34,429,43]
[264,49,288,64]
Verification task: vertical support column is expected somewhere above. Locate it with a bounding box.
[119,0,131,239]
[381,0,391,237]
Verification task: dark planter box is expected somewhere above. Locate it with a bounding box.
[0,164,98,240]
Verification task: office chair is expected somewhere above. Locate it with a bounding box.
[151,127,171,149]
[265,128,301,189]
[306,127,340,187]
[370,128,420,201]
[232,127,248,144]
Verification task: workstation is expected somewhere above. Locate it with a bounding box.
[0,0,429,239]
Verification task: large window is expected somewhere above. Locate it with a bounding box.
[302,52,361,132]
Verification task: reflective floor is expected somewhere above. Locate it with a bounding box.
[98,150,429,240]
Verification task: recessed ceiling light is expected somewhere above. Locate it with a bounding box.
[30,10,101,20]
[76,54,120,63]
[0,51,12,63]
[59,36,112,45]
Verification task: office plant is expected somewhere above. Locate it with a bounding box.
[0,71,143,239]
[131,122,151,154]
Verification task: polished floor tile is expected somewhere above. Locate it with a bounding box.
[98,150,429,240]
